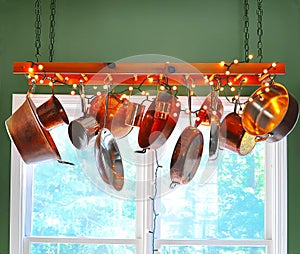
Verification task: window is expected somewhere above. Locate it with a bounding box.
[10,94,287,254]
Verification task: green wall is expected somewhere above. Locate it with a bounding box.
[0,0,299,253]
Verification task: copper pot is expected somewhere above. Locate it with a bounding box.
[89,94,132,139]
[138,91,180,149]
[242,82,299,142]
[170,126,204,186]
[5,96,61,164]
[36,95,69,130]
[220,112,258,155]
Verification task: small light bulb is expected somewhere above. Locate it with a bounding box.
[146,92,150,96]
[185,109,190,114]
[225,70,230,75]
[248,97,254,102]
[220,87,225,92]
[128,86,134,92]
[34,75,39,80]
[233,59,239,64]
[272,62,277,68]
[173,112,178,118]
[243,77,248,82]
[65,76,69,81]
[39,79,44,84]
[212,110,217,115]
[191,91,194,96]
[238,109,244,115]
[263,69,268,74]
[172,86,177,91]
[160,85,165,91]
[148,76,154,83]
[103,84,108,90]
[228,81,233,86]
[248,54,254,60]
[93,86,97,90]
[260,96,264,101]
[264,82,270,87]
[49,81,53,86]
[220,61,225,67]
[70,90,76,95]
[234,95,239,100]
[265,87,270,93]
[96,91,101,96]
[230,87,236,92]
[176,102,181,108]
[27,74,31,79]
[28,67,34,73]
[141,91,146,95]
[203,105,208,110]
[38,64,44,71]
[191,83,196,88]
[72,84,77,89]
[209,81,214,86]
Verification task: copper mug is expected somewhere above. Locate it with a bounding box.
[68,115,100,150]
[37,95,69,130]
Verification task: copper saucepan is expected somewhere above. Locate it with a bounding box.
[242,82,299,142]
[5,96,61,164]
[36,95,69,130]
[220,112,258,155]
[138,91,180,149]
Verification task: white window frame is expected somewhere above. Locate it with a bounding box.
[9,94,287,254]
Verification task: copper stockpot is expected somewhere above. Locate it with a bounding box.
[242,82,299,142]
[5,96,61,164]
[138,91,180,149]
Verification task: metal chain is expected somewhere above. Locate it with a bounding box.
[49,0,56,62]
[256,0,264,62]
[243,0,250,62]
[34,0,42,62]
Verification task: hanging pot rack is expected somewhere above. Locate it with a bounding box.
[13,61,285,87]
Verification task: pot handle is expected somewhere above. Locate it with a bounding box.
[255,134,269,142]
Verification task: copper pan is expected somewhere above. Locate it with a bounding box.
[5,96,61,164]
[242,82,299,142]
[170,126,204,187]
[138,91,180,149]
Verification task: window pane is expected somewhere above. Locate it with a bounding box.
[161,245,266,254]
[159,115,265,240]
[28,125,136,238]
[30,243,135,254]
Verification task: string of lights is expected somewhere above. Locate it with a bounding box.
[149,149,162,254]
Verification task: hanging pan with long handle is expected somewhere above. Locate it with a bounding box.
[94,84,124,191]
[170,76,204,187]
